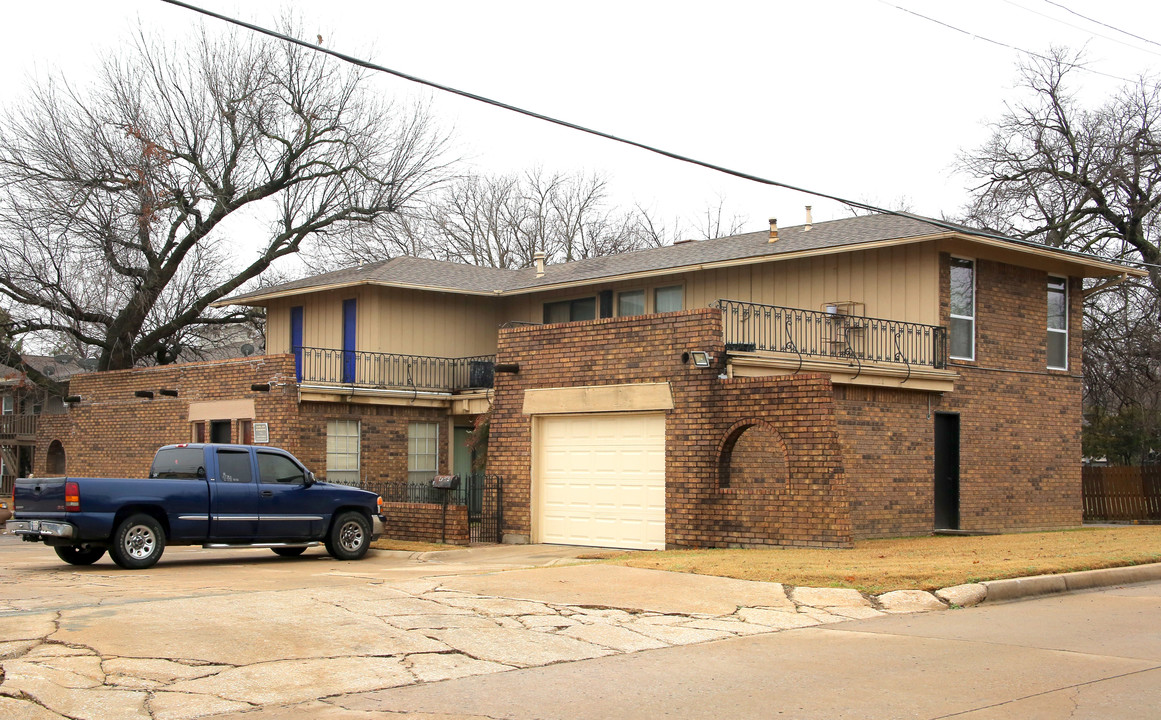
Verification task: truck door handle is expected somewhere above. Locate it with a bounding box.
[260,490,273,497]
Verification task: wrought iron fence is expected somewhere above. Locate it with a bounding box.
[294,347,495,390]
[715,299,948,370]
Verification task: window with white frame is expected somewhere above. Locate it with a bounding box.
[326,419,360,485]
[1,395,13,415]
[408,422,439,485]
[1047,276,1068,370]
[949,257,975,360]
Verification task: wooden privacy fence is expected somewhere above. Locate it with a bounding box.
[1082,465,1161,522]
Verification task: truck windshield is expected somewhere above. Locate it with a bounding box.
[150,448,206,479]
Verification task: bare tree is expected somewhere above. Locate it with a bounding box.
[957,47,1161,294]
[958,47,1161,461]
[0,24,449,377]
[692,195,749,241]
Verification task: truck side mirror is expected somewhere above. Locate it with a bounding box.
[304,471,315,488]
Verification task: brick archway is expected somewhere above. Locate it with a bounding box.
[46,440,66,475]
[717,419,789,490]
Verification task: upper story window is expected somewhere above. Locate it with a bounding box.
[654,285,684,313]
[617,290,645,317]
[1,395,12,415]
[1047,276,1068,370]
[543,296,596,324]
[949,257,975,361]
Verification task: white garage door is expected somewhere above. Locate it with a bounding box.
[536,413,665,550]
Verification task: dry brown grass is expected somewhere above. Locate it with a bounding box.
[370,538,457,553]
[603,526,1161,593]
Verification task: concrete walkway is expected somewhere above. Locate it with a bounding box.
[1,537,1158,720]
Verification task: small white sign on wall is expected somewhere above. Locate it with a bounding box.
[253,422,270,444]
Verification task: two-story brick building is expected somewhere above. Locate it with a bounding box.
[32,213,1144,549]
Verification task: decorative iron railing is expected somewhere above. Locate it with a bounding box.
[294,347,495,391]
[714,299,948,371]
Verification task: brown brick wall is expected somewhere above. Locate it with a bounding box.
[836,256,1083,538]
[380,501,469,545]
[34,355,301,478]
[939,256,1083,531]
[489,309,851,549]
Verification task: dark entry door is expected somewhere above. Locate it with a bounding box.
[210,420,232,444]
[934,412,960,530]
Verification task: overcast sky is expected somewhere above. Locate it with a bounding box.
[3,0,1160,242]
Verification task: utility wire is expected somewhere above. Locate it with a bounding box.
[880,2,1135,82]
[157,0,1150,271]
[1004,0,1161,59]
[1044,0,1161,50]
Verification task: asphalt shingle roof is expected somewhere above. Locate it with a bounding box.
[224,214,952,305]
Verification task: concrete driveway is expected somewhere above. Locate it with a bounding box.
[0,534,953,720]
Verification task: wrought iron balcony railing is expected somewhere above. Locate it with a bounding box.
[293,347,495,391]
[715,299,948,372]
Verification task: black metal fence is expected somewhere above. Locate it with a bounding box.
[715,299,948,370]
[358,475,503,544]
[295,347,495,390]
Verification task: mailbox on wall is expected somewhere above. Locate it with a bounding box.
[431,475,460,489]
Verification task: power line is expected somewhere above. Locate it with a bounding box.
[1044,0,1161,50]
[155,0,1150,272]
[879,1,1136,83]
[1004,0,1161,59]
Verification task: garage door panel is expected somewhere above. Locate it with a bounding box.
[537,413,665,551]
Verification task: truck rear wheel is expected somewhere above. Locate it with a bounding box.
[54,545,106,566]
[325,511,371,561]
[110,513,166,569]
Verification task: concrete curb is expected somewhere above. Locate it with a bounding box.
[980,562,1161,603]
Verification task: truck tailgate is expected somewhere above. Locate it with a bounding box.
[12,477,69,515]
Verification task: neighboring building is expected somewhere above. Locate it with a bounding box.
[30,213,1144,549]
[1,355,86,493]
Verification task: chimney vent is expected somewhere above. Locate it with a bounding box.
[768,218,779,243]
[805,205,813,231]
[534,251,546,278]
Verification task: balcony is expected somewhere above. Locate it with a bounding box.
[715,299,952,388]
[0,413,37,442]
[294,347,495,392]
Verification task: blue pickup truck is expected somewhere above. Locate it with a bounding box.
[5,444,384,569]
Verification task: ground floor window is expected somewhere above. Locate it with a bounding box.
[408,421,439,485]
[327,419,361,485]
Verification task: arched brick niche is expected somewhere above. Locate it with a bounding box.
[46,440,66,475]
[717,420,788,490]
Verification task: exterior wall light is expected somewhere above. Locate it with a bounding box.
[159,389,179,397]
[690,351,711,367]
[64,395,82,404]
[251,383,271,392]
[134,390,154,399]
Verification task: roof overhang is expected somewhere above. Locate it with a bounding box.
[213,230,1146,308]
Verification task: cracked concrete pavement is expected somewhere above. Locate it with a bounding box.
[0,533,976,720]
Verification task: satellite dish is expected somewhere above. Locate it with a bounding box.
[79,358,98,370]
[44,365,55,376]
[54,354,75,365]
[241,343,255,357]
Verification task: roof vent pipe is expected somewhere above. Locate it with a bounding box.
[805,205,813,231]
[768,218,779,243]
[534,251,546,278]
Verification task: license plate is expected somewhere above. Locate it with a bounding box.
[29,520,40,531]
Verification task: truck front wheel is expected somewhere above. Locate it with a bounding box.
[110,514,166,569]
[54,545,107,566]
[325,511,371,561]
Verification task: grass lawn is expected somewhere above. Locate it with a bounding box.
[601,526,1161,594]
